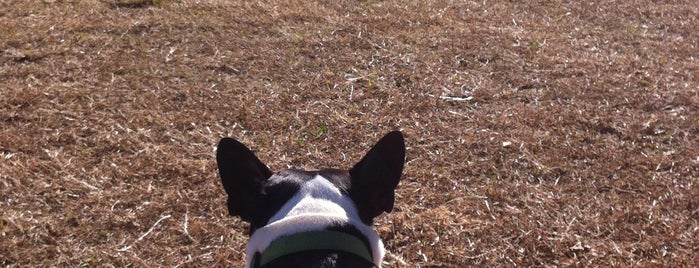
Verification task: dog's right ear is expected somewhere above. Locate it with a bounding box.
[216,137,272,222]
[349,131,406,224]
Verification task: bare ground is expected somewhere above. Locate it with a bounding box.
[1,0,698,267]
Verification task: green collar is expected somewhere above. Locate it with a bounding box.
[251,230,374,267]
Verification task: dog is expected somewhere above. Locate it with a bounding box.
[216,131,405,268]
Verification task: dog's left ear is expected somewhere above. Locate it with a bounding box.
[216,137,272,222]
[349,131,406,224]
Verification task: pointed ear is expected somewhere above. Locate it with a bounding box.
[216,137,272,222]
[349,131,406,224]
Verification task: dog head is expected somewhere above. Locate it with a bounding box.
[216,131,405,267]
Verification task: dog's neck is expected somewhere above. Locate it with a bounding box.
[246,175,385,267]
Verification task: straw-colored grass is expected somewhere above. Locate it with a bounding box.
[1,0,697,266]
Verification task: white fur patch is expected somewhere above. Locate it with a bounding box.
[246,175,385,267]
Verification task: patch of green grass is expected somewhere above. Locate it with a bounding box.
[314,123,329,139]
[529,40,542,51]
[114,0,168,8]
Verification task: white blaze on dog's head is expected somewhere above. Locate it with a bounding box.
[267,175,359,223]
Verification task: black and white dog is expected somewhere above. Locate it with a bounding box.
[216,131,405,268]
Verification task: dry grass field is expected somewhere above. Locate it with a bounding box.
[1,0,697,267]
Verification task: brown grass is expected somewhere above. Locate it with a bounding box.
[1,0,697,267]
